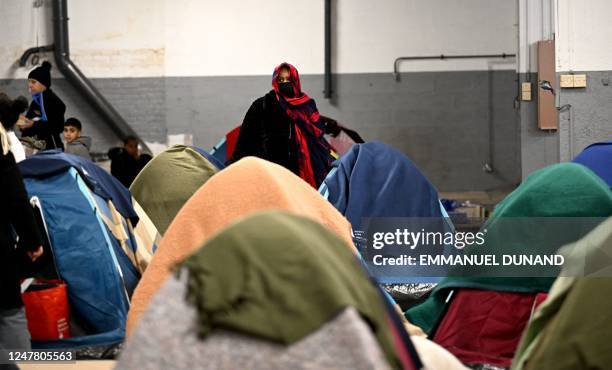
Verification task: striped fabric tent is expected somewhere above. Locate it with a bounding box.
[19,152,157,349]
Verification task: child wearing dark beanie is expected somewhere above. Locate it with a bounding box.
[27,61,52,88]
[20,61,66,150]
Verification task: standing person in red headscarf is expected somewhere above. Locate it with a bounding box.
[229,62,334,188]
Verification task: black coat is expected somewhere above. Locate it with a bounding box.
[109,148,152,188]
[229,91,300,175]
[0,143,43,310]
[22,89,66,150]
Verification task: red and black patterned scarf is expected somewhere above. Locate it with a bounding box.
[272,62,333,188]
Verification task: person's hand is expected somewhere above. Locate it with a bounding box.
[27,246,43,262]
[18,118,34,130]
[320,116,340,136]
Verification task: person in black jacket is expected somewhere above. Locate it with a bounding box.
[0,126,43,351]
[228,62,333,188]
[19,61,66,150]
[108,136,152,188]
[0,92,29,162]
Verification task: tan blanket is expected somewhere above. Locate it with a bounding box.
[126,157,354,335]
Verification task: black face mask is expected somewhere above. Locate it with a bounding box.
[278,82,295,98]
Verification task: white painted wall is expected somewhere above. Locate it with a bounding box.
[0,1,53,79]
[1,0,517,79]
[69,0,165,77]
[0,0,164,79]
[334,0,517,74]
[163,0,323,76]
[555,0,612,72]
[517,0,555,74]
[517,0,612,73]
[165,0,517,76]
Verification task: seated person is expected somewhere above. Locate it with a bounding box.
[20,62,66,150]
[108,136,151,188]
[63,118,92,160]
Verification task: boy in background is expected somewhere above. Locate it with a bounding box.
[63,118,91,160]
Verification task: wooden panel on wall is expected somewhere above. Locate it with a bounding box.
[538,40,557,130]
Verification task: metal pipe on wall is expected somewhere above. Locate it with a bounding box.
[324,0,332,99]
[19,45,55,67]
[557,104,573,160]
[393,54,516,81]
[51,0,149,152]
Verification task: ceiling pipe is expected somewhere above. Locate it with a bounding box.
[50,0,149,152]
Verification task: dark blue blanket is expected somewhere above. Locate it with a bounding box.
[320,142,443,231]
[573,141,612,187]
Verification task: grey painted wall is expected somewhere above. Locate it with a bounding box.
[518,73,560,179]
[0,77,167,149]
[557,71,612,161]
[1,70,522,192]
[518,71,612,179]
